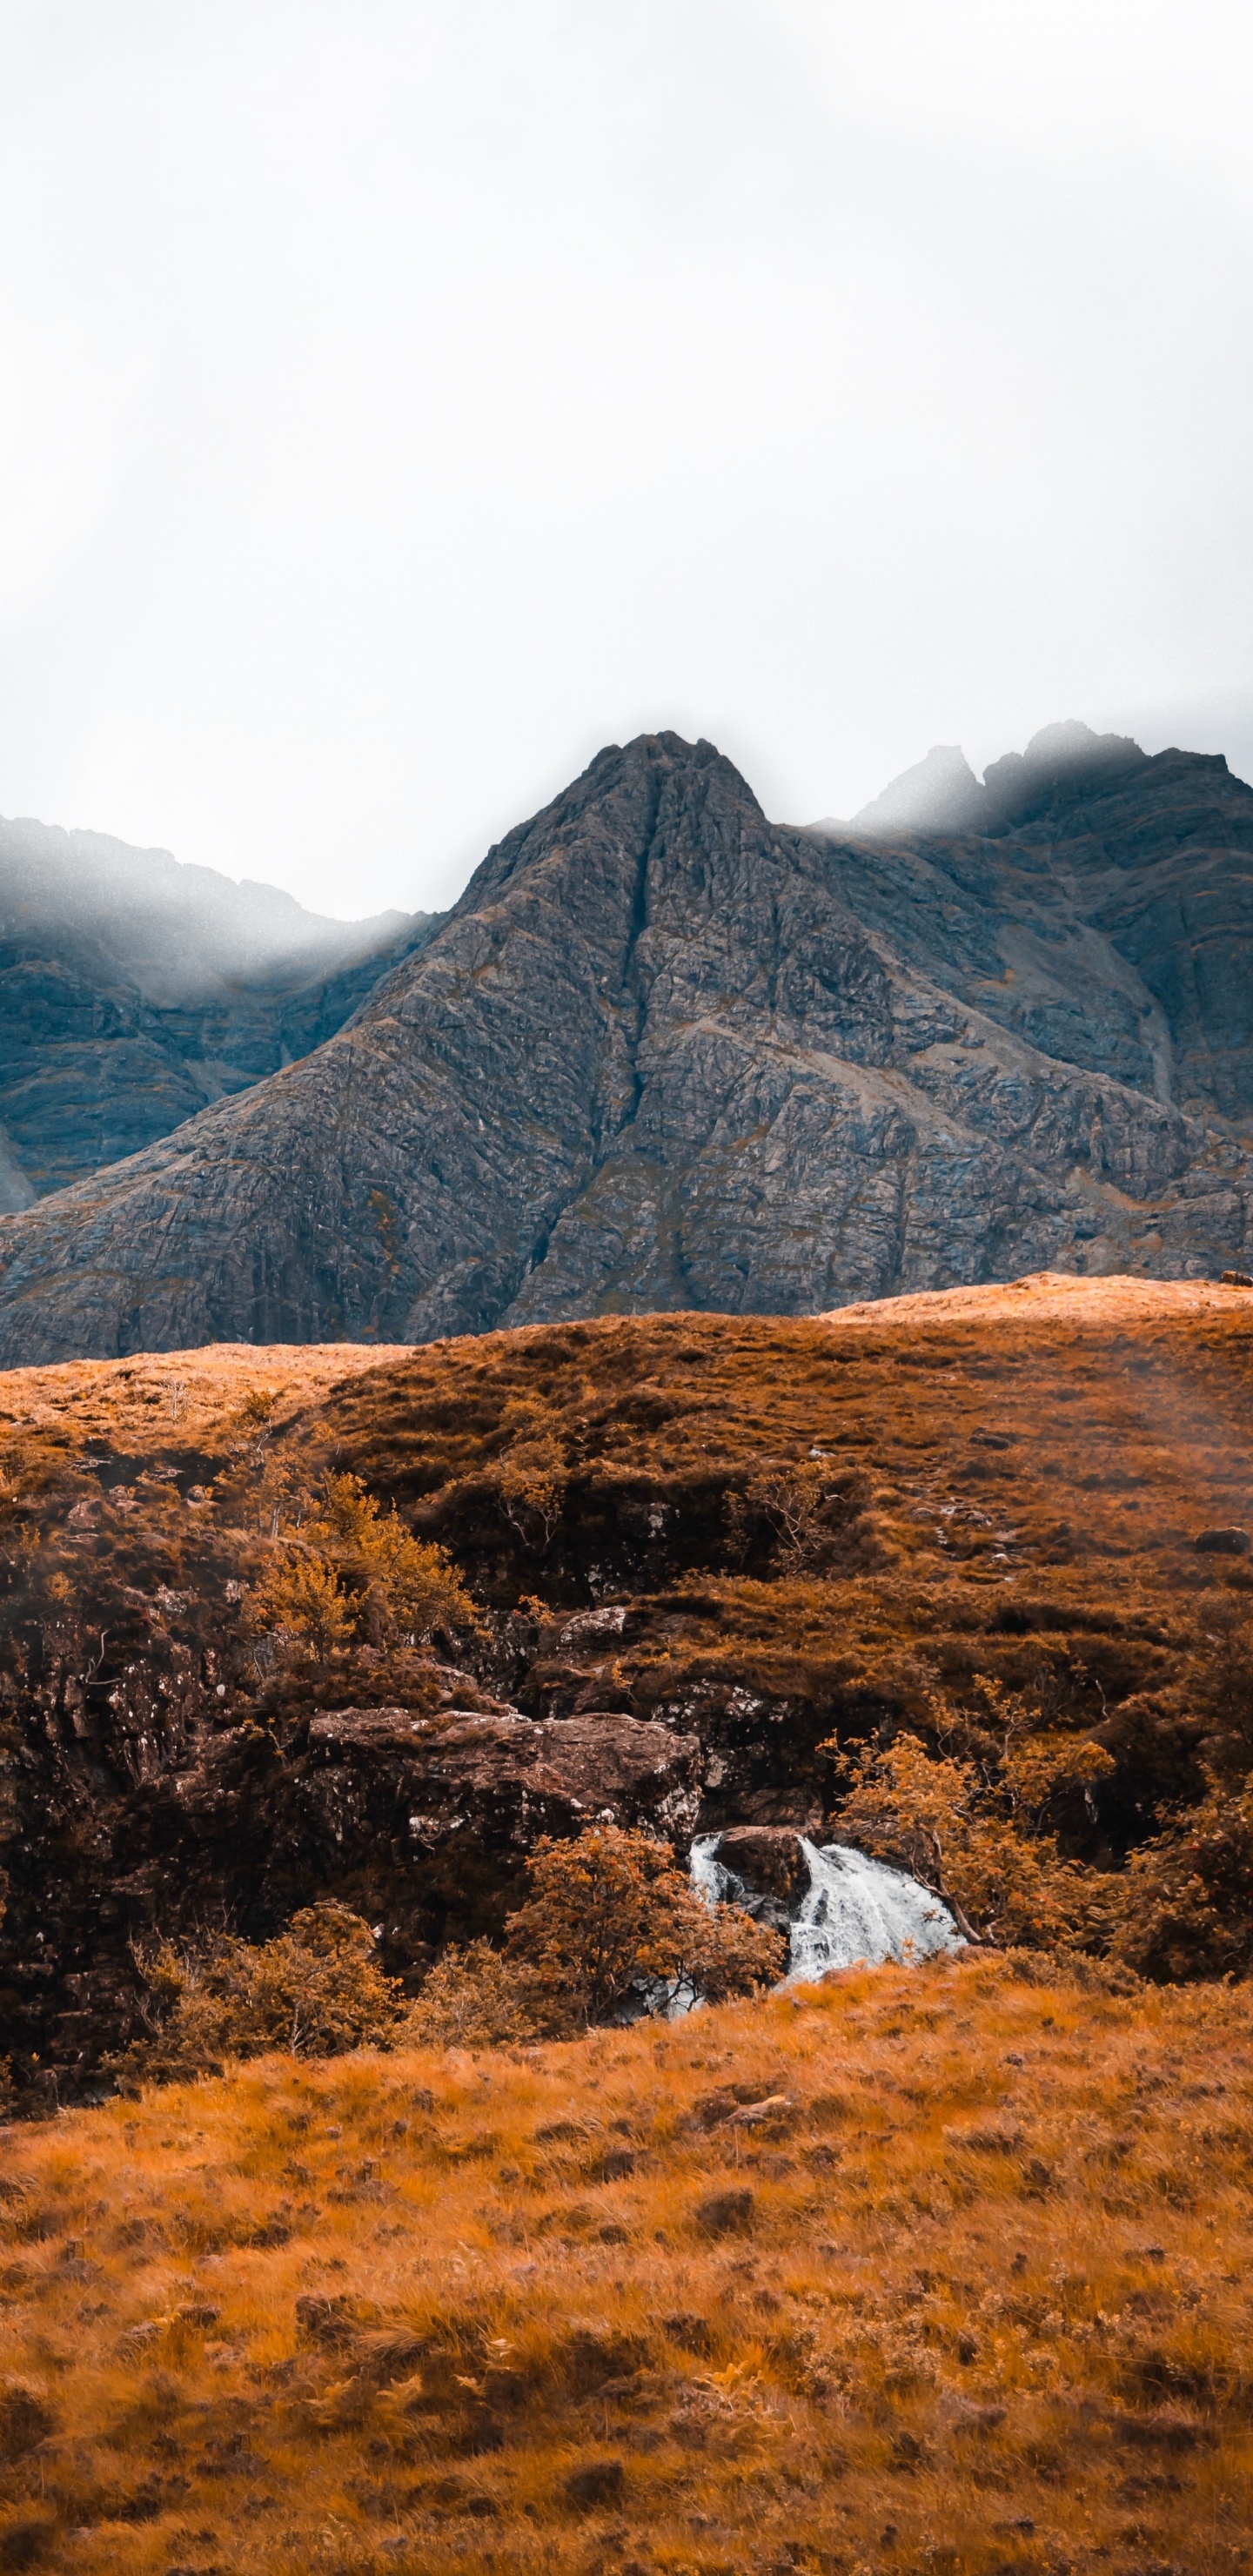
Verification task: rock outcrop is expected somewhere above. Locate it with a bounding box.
[291,1704,700,1882]
[8,1627,700,2091]
[714,1826,813,1908]
[0,811,434,1203]
[0,723,1252,1360]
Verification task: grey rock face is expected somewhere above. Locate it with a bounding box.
[0,725,1251,1363]
[0,812,434,1201]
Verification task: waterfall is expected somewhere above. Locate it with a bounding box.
[689,1833,740,1915]
[786,1838,962,1977]
[691,1832,962,1980]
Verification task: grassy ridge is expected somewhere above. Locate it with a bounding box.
[2,1954,1250,2575]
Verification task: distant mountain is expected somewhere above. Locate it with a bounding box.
[818,717,1151,838]
[0,722,1250,1363]
[0,814,437,1203]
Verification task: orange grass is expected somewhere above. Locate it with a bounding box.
[0,1343,408,1450]
[309,1280,1253,1575]
[2,1952,1250,2576]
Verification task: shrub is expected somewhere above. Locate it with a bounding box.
[358,1513,477,1642]
[399,1940,564,2046]
[828,1726,1102,1948]
[245,1473,477,1663]
[693,1897,789,2002]
[109,1902,402,2089]
[505,1824,784,2024]
[563,2458,625,2510]
[492,1420,567,1550]
[1109,1772,1253,1981]
[694,2188,755,2238]
[0,2381,57,2462]
[249,1550,355,1662]
[741,1461,828,1568]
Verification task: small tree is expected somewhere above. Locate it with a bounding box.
[312,1472,478,1640]
[1002,1730,1116,1830]
[249,1549,355,1663]
[244,1473,477,1664]
[109,1902,402,2090]
[399,1940,561,2047]
[364,1513,477,1641]
[492,1401,567,1550]
[505,1824,784,2024]
[742,1461,828,1569]
[828,1727,1103,1949]
[693,1898,791,2003]
[1109,1772,1253,1982]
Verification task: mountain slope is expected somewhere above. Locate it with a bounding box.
[0,728,1250,1362]
[0,811,434,1204]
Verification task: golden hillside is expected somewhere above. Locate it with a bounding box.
[3,1953,1250,2576]
[3,1276,1253,2570]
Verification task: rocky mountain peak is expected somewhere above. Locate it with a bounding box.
[0,721,1251,1363]
[981,718,1148,827]
[849,743,986,836]
[447,730,763,922]
[847,718,1151,842]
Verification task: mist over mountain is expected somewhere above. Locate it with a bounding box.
[823,717,1151,839]
[0,813,436,1204]
[0,719,1250,1364]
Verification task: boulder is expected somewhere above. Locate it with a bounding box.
[714,1826,813,1907]
[291,1707,701,1862]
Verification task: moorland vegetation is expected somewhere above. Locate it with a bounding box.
[3,1283,1253,2566]
[4,1282,1253,2109]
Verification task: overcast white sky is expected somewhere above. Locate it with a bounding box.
[1,1,1251,920]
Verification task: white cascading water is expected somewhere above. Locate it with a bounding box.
[690,1833,962,1980]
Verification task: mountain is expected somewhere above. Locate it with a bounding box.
[0,724,1250,1363]
[842,739,991,835]
[840,715,1152,838]
[0,811,436,1204]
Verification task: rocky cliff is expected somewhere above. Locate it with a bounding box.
[0,812,434,1205]
[0,725,1250,1362]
